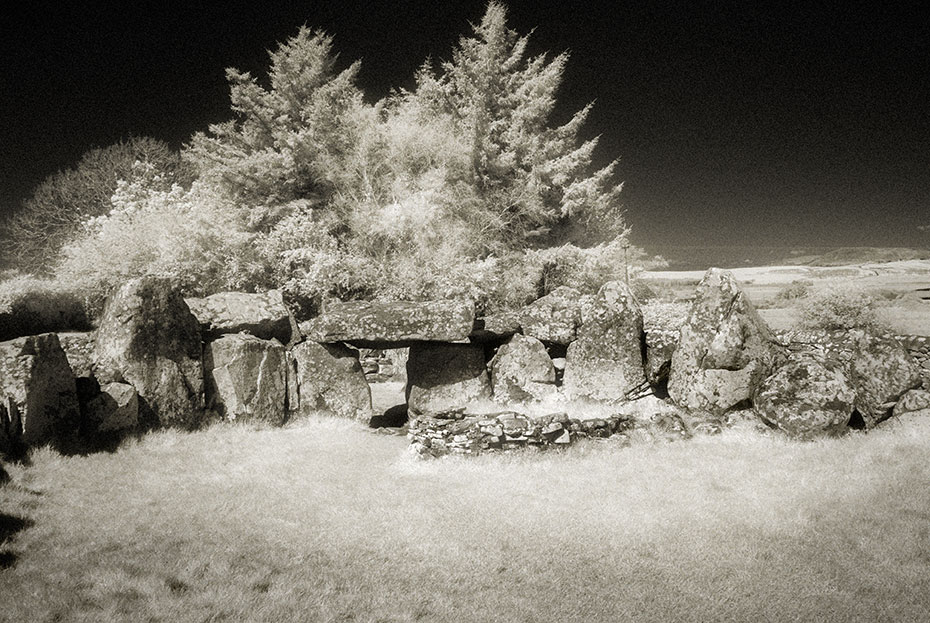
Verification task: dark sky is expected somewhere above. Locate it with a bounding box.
[2,1,928,250]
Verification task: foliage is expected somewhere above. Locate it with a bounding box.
[1,137,189,274]
[0,273,91,339]
[798,283,886,332]
[774,279,813,303]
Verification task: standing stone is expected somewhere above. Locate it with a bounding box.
[86,382,139,433]
[289,342,371,420]
[299,300,475,348]
[668,268,784,414]
[185,290,299,345]
[204,334,287,424]
[753,355,857,439]
[518,286,584,345]
[93,277,204,430]
[58,331,97,379]
[0,333,80,446]
[563,281,647,403]
[406,343,491,416]
[489,334,556,403]
[847,334,923,427]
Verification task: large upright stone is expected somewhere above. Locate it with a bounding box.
[406,343,491,416]
[204,334,287,424]
[299,300,475,348]
[519,286,584,345]
[0,333,79,446]
[668,268,784,414]
[753,355,857,439]
[94,277,204,429]
[289,342,371,420]
[489,334,556,403]
[563,281,647,403]
[185,290,298,345]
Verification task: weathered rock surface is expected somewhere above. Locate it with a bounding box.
[518,286,584,345]
[847,334,923,427]
[0,333,80,446]
[289,342,371,420]
[86,382,139,433]
[470,311,521,342]
[186,290,298,345]
[489,334,556,403]
[58,331,96,378]
[753,356,857,439]
[563,281,647,403]
[644,329,677,389]
[299,300,475,348]
[406,343,491,416]
[204,334,287,424]
[668,269,784,413]
[93,277,204,429]
[894,388,930,416]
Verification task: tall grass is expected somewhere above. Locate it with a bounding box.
[1,416,929,622]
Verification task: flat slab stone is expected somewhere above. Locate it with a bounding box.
[186,290,298,345]
[299,300,475,348]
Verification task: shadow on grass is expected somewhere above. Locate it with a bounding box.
[0,512,34,569]
[369,403,408,429]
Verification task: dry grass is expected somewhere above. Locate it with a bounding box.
[2,415,930,622]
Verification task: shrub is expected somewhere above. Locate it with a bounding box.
[798,283,886,332]
[0,274,91,339]
[774,279,813,303]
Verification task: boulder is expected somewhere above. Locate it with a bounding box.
[0,333,80,446]
[406,343,491,416]
[204,334,287,424]
[753,355,857,439]
[86,382,138,433]
[185,290,298,345]
[470,311,521,342]
[563,281,647,403]
[289,342,371,420]
[519,286,584,345]
[668,268,784,414]
[299,299,475,348]
[488,334,556,403]
[894,388,930,417]
[58,331,96,379]
[847,334,923,427]
[93,276,204,429]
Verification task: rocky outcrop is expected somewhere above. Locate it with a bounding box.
[894,388,930,416]
[753,356,857,439]
[668,269,784,414]
[846,334,923,427]
[406,343,491,416]
[86,382,138,433]
[488,334,556,403]
[185,290,298,345]
[0,333,80,446]
[204,334,288,424]
[299,300,475,348]
[563,281,646,402]
[289,342,371,420]
[93,276,204,430]
[518,286,584,345]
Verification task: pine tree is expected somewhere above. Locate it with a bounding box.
[410,2,625,251]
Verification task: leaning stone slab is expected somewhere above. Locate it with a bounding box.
[563,281,647,403]
[489,334,556,403]
[406,343,491,416]
[94,276,204,430]
[518,286,584,345]
[0,333,80,447]
[58,331,97,379]
[753,355,856,439]
[668,268,784,414]
[299,300,475,348]
[185,290,298,345]
[205,334,287,424]
[289,342,371,420]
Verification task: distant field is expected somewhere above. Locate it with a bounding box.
[2,416,930,622]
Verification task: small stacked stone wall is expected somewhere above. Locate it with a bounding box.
[409,410,631,458]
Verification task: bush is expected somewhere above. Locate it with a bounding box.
[0,274,91,339]
[798,284,887,332]
[774,279,813,303]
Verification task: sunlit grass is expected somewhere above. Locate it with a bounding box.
[2,414,929,622]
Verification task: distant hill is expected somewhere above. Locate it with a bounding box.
[780,247,930,266]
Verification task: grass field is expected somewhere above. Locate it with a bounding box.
[2,414,930,622]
